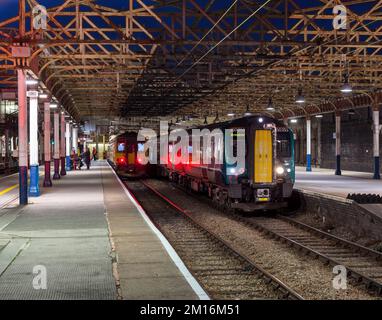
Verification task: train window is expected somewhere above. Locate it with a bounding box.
[117,142,126,152]
[276,132,291,158]
[138,143,144,152]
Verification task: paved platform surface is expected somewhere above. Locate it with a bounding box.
[0,173,19,208]
[295,166,382,218]
[295,166,382,198]
[101,165,202,300]
[0,161,201,300]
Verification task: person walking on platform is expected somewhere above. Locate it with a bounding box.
[92,147,98,161]
[83,147,91,170]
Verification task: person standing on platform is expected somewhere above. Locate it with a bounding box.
[92,147,98,161]
[83,147,91,170]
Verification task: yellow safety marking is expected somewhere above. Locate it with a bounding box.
[0,184,19,196]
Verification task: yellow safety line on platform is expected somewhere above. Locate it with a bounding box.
[0,184,18,196]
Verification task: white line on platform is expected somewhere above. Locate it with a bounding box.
[108,163,210,300]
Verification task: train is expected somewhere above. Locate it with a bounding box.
[109,115,295,212]
[108,132,148,179]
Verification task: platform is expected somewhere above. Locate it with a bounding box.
[295,166,382,198]
[0,161,204,300]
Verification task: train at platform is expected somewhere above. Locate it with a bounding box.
[108,132,148,179]
[109,116,295,212]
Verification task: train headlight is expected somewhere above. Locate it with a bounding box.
[276,166,285,175]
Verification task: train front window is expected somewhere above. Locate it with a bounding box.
[117,142,126,152]
[276,132,291,158]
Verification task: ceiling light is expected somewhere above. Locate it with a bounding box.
[295,88,305,104]
[49,103,58,109]
[227,113,235,117]
[290,119,298,124]
[315,114,323,118]
[266,98,275,111]
[258,117,264,123]
[340,77,353,93]
[39,93,48,99]
[244,105,252,117]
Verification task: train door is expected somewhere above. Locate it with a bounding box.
[254,130,273,183]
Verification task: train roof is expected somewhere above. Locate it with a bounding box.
[188,115,287,131]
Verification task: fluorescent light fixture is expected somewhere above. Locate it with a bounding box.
[290,119,298,123]
[244,105,252,116]
[295,88,305,104]
[49,103,58,109]
[315,114,323,118]
[266,98,275,111]
[227,113,235,117]
[39,94,48,99]
[26,79,38,85]
[340,82,353,93]
[341,74,353,93]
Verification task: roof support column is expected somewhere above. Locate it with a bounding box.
[66,122,71,171]
[306,117,312,172]
[60,113,66,176]
[17,69,28,205]
[53,111,60,180]
[335,112,342,176]
[43,101,52,187]
[72,127,78,153]
[373,106,380,180]
[28,89,40,197]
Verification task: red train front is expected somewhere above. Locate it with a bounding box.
[108,132,147,179]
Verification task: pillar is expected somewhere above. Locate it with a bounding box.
[17,69,28,205]
[306,117,312,172]
[65,122,71,171]
[60,113,66,176]
[53,111,60,180]
[28,90,40,197]
[373,108,380,180]
[72,127,78,153]
[43,101,52,187]
[102,135,106,160]
[335,113,342,176]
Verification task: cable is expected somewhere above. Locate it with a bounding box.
[174,0,273,83]
[175,0,239,69]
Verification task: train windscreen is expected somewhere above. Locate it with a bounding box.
[276,132,292,158]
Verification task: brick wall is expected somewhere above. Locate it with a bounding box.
[297,190,382,241]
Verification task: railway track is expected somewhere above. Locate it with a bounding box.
[124,180,303,300]
[238,215,382,295]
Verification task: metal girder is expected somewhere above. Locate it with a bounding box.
[0,0,382,124]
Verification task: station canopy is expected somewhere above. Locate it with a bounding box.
[0,0,382,129]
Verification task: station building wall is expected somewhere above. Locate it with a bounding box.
[291,107,382,173]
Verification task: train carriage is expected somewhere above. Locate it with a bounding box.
[159,115,295,212]
[108,132,147,179]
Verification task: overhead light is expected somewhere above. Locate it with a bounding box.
[315,114,323,118]
[290,119,298,124]
[244,105,252,117]
[227,113,235,117]
[39,93,48,99]
[26,79,38,85]
[340,76,353,93]
[295,88,305,104]
[49,103,58,109]
[258,117,264,123]
[266,98,275,111]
